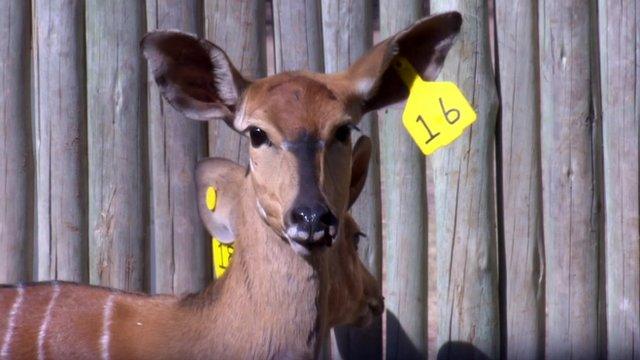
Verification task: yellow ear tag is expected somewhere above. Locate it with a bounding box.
[205,186,235,279]
[394,57,477,155]
[212,239,234,279]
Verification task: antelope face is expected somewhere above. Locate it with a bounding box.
[327,214,383,327]
[142,12,461,255]
[237,73,358,254]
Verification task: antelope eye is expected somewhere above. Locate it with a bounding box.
[249,127,270,148]
[334,124,352,143]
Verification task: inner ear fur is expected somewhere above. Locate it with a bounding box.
[345,11,462,112]
[141,30,250,126]
[349,136,373,209]
[196,158,247,243]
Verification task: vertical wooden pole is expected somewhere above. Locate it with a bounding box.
[494,0,544,358]
[430,1,500,358]
[86,1,146,291]
[598,1,639,358]
[204,0,266,163]
[0,1,32,283]
[146,0,208,295]
[33,0,87,282]
[272,0,324,72]
[378,1,427,358]
[539,1,600,358]
[321,0,383,358]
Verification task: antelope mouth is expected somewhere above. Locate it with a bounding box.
[285,225,337,256]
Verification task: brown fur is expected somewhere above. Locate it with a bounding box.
[0,12,462,359]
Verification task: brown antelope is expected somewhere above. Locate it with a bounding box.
[194,139,382,331]
[0,11,461,359]
[0,141,380,359]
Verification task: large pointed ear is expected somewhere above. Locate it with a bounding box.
[141,30,249,128]
[346,12,462,113]
[349,136,372,209]
[196,158,246,244]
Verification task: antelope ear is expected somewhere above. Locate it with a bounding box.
[346,12,462,113]
[141,30,249,128]
[349,136,372,209]
[196,158,246,244]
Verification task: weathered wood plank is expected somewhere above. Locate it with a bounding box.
[33,0,87,282]
[86,1,146,291]
[598,1,640,358]
[204,0,266,163]
[430,1,500,358]
[321,0,382,358]
[146,0,209,295]
[538,1,600,358]
[0,1,32,284]
[494,0,544,358]
[272,0,324,72]
[378,1,428,358]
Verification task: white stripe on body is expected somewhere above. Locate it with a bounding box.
[0,284,25,359]
[38,283,61,360]
[100,295,115,360]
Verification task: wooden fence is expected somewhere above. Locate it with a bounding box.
[0,0,638,359]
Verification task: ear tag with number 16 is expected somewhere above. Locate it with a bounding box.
[394,57,476,155]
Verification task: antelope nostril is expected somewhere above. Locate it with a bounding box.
[290,208,308,224]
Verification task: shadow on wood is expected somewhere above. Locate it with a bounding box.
[385,310,423,359]
[332,317,382,358]
[437,341,491,360]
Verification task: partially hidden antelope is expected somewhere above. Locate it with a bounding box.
[0,11,461,359]
[0,143,380,360]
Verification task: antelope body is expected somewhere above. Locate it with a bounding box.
[0,154,379,359]
[0,11,461,359]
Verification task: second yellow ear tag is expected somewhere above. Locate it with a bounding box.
[205,186,235,279]
[394,57,477,155]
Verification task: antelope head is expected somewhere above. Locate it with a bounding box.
[194,136,383,327]
[142,12,461,256]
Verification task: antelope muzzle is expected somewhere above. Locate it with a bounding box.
[285,202,338,254]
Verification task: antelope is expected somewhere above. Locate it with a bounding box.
[0,11,461,359]
[0,142,380,360]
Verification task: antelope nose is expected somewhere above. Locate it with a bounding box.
[287,205,338,244]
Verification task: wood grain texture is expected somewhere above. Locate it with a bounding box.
[272,0,324,72]
[321,0,382,358]
[86,1,146,291]
[33,0,87,282]
[146,0,209,295]
[378,1,428,358]
[430,1,500,358]
[598,1,640,358]
[204,0,266,163]
[494,0,544,358]
[539,1,600,358]
[0,1,32,283]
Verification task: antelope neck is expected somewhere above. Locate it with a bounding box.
[188,182,330,358]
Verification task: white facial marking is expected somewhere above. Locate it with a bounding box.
[297,231,309,240]
[286,227,298,239]
[100,295,115,360]
[256,200,267,220]
[313,231,324,241]
[355,77,376,97]
[329,226,337,237]
[38,282,61,360]
[289,240,311,257]
[1,284,25,358]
